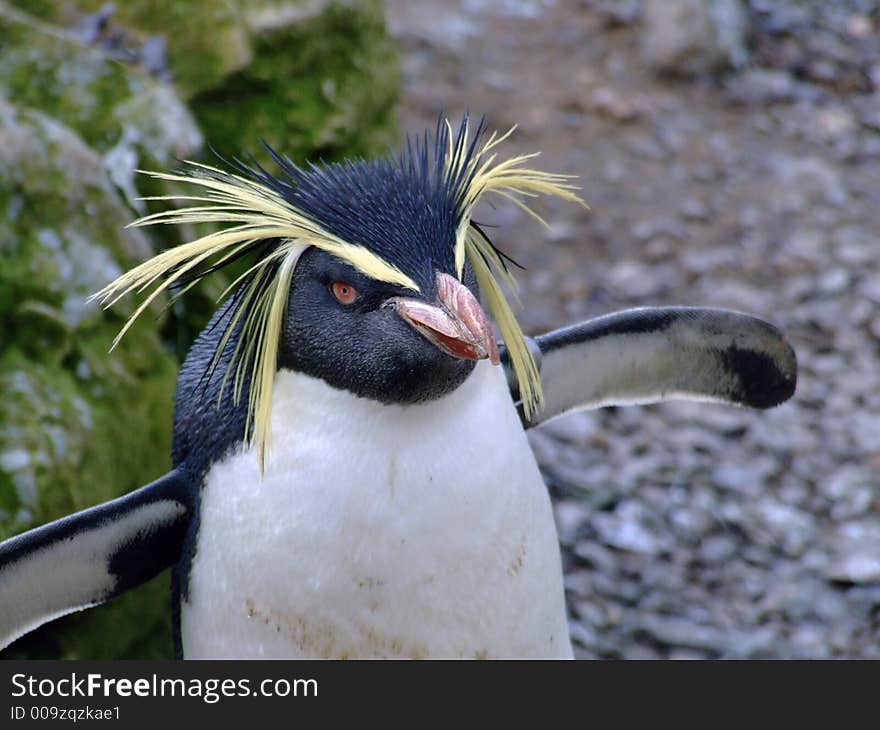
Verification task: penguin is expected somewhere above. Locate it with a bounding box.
[0,118,796,658]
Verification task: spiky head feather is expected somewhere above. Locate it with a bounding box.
[92,117,587,470]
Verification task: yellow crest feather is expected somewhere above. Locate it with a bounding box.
[445,119,588,419]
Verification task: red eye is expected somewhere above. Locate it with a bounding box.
[331,281,359,305]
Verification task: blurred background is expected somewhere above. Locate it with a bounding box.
[0,0,877,658]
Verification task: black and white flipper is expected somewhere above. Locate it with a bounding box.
[0,470,192,649]
[505,307,797,428]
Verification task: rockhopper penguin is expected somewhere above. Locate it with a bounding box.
[0,118,797,658]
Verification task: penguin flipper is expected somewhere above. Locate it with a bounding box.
[504,306,797,428]
[0,469,192,650]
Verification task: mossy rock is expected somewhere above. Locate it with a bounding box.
[192,0,400,165]
[5,0,251,98]
[0,2,220,359]
[1,0,401,347]
[0,101,179,658]
[0,2,202,166]
[8,0,400,160]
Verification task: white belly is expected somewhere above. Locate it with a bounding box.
[181,361,572,658]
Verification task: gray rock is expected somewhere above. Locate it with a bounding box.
[571,541,618,575]
[574,598,608,629]
[553,499,591,546]
[854,92,880,130]
[823,466,874,521]
[669,505,715,541]
[679,198,710,222]
[627,133,669,161]
[817,267,851,295]
[595,0,642,27]
[589,571,645,605]
[588,87,645,122]
[593,500,664,555]
[569,621,599,651]
[698,534,739,564]
[788,623,833,659]
[624,644,663,660]
[827,520,880,584]
[770,154,849,211]
[850,410,880,454]
[712,462,761,494]
[642,0,747,77]
[638,614,732,654]
[833,225,880,266]
[858,273,880,303]
[751,498,816,558]
[726,68,798,105]
[537,412,597,444]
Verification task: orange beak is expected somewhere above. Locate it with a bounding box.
[386,272,500,364]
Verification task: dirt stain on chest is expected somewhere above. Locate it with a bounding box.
[387,452,398,499]
[244,597,431,659]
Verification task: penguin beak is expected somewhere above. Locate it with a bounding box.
[386,272,500,364]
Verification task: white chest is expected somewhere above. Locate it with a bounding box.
[181,361,572,658]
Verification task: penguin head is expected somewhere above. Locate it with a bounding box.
[270,148,500,405]
[94,116,586,467]
[280,247,492,404]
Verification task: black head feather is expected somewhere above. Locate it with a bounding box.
[231,116,490,293]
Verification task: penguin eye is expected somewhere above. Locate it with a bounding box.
[331,281,360,305]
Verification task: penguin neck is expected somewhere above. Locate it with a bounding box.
[267,358,501,458]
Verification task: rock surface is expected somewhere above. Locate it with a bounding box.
[641,0,748,77]
[0,98,179,658]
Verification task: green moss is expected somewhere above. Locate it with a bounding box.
[2,0,400,166]
[0,5,147,151]
[6,0,251,97]
[191,0,400,165]
[107,0,250,97]
[0,332,175,525]
[0,2,209,349]
[0,3,202,164]
[3,0,55,20]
